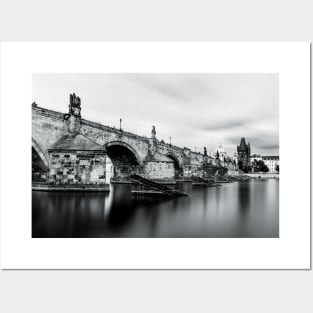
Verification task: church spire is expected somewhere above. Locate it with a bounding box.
[239,137,246,147]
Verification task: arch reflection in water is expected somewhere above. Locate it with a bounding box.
[32,180,279,238]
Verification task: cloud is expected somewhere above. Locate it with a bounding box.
[33,73,279,155]
[124,75,190,102]
[202,118,252,131]
[226,134,279,154]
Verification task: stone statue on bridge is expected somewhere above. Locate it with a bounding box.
[204,147,207,156]
[69,93,81,117]
[151,125,156,139]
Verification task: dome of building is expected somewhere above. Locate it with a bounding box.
[216,143,226,154]
[214,143,227,160]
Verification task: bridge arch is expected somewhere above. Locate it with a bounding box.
[166,153,183,177]
[105,141,142,178]
[32,137,49,182]
[32,137,49,168]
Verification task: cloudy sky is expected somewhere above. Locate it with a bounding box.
[32,73,279,156]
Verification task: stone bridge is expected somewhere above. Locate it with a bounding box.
[32,94,228,185]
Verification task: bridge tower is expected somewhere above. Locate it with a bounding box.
[237,137,251,172]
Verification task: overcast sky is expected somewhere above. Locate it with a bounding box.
[32,73,279,156]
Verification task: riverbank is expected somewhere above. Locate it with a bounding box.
[246,173,279,179]
[32,183,110,192]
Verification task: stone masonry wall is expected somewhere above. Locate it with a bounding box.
[48,151,106,185]
[143,161,175,180]
[112,160,141,178]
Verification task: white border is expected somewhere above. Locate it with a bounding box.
[0,42,310,269]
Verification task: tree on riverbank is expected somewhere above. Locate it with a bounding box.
[252,159,269,173]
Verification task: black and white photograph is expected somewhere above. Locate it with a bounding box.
[32,73,279,238]
[0,1,312,311]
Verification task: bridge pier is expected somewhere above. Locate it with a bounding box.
[47,133,108,187]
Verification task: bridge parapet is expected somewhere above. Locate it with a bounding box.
[81,119,149,143]
[32,106,64,121]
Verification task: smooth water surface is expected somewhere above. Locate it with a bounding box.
[32,179,279,238]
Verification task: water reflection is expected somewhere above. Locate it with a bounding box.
[32,179,279,238]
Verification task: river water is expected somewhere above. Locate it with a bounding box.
[32,179,279,238]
